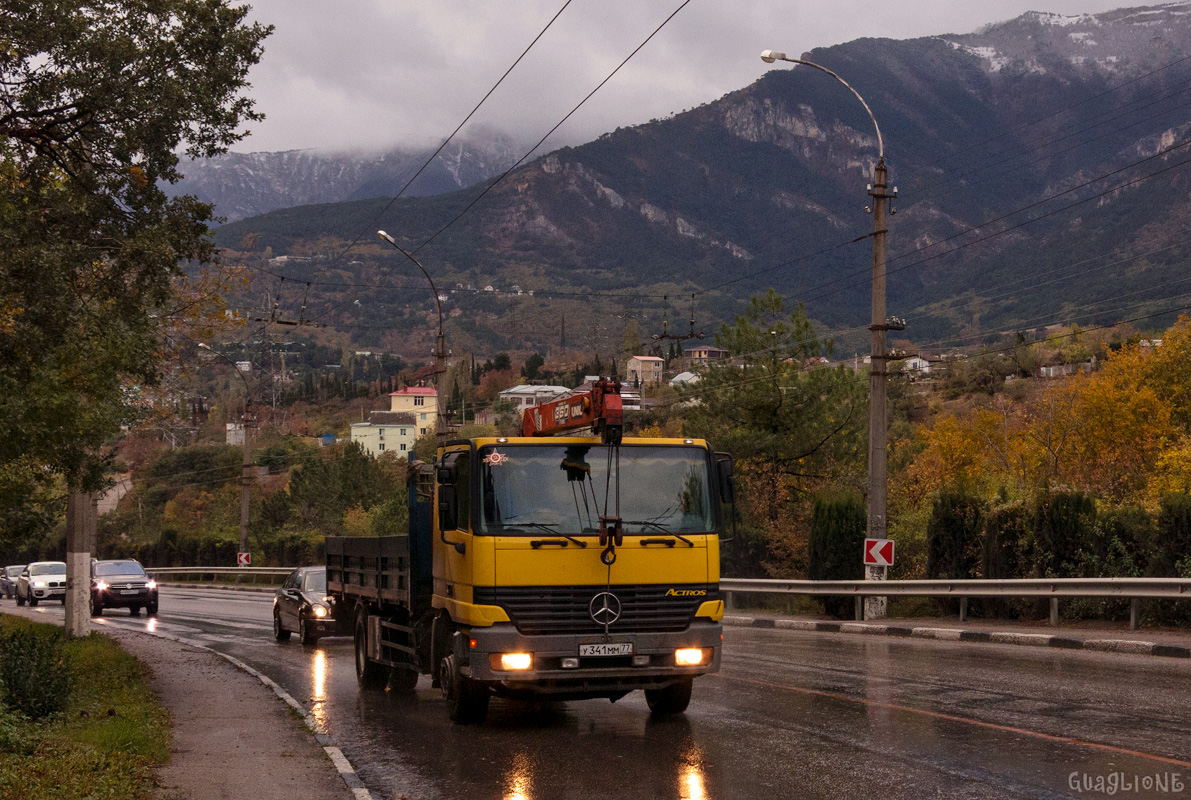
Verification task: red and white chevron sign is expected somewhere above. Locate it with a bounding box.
[864,538,895,566]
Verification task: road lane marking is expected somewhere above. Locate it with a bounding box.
[714,673,1191,769]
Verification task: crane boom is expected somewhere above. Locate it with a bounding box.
[520,377,623,445]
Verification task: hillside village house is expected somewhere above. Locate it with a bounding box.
[350,411,418,457]
[626,355,664,385]
[682,344,729,365]
[498,385,571,411]
[388,386,437,437]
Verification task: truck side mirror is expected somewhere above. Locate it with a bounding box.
[438,485,458,531]
[716,454,735,504]
[437,464,457,485]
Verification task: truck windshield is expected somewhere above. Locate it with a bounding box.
[478,444,713,536]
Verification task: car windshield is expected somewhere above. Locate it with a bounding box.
[30,563,66,575]
[5,567,22,578]
[478,444,713,535]
[302,571,326,593]
[95,562,146,577]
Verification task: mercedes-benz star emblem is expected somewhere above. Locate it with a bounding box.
[589,592,621,626]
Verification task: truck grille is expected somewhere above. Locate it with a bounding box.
[473,584,717,635]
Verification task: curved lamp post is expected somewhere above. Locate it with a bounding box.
[761,50,896,617]
[378,231,448,446]
[199,342,254,563]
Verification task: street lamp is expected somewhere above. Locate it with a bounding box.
[761,50,898,618]
[199,342,254,563]
[377,231,448,446]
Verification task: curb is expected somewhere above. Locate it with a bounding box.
[722,615,1191,659]
[113,624,373,800]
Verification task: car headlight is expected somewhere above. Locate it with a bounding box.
[32,580,46,588]
[95,581,109,591]
[146,580,157,590]
[312,606,328,618]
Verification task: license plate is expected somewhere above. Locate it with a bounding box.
[120,589,139,595]
[579,643,633,657]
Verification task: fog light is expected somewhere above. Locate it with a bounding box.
[561,657,579,669]
[632,655,650,667]
[312,606,327,618]
[674,648,707,666]
[491,652,532,671]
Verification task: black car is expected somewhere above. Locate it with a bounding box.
[273,566,338,645]
[91,559,158,616]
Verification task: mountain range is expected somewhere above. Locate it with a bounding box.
[209,3,1191,359]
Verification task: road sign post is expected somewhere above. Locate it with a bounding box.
[863,538,894,620]
[237,552,251,567]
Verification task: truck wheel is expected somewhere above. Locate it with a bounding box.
[440,653,489,724]
[354,612,387,689]
[273,609,291,642]
[645,678,693,716]
[389,666,419,694]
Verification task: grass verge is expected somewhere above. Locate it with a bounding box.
[0,614,170,799]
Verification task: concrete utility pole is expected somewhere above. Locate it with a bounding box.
[240,400,252,557]
[761,51,898,618]
[378,231,448,446]
[64,489,96,637]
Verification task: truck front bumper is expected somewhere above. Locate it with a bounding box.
[459,620,721,698]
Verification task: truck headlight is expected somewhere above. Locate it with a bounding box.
[490,652,533,671]
[674,648,709,666]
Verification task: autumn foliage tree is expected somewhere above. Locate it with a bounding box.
[0,1,270,542]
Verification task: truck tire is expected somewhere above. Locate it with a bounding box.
[440,653,489,724]
[354,611,388,689]
[645,678,693,716]
[389,666,419,693]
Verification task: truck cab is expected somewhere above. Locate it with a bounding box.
[426,434,729,722]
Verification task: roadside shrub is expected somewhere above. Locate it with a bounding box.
[927,491,984,580]
[927,491,984,615]
[982,503,1034,619]
[0,703,33,755]
[1154,493,1191,576]
[0,626,71,719]
[807,492,866,618]
[1033,491,1096,576]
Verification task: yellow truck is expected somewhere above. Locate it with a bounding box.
[329,379,733,724]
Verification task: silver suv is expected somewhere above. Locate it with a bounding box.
[16,561,67,606]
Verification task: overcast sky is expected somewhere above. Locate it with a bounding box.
[237,0,1137,154]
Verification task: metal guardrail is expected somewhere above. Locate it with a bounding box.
[150,566,293,581]
[719,577,1191,629]
[719,577,1191,599]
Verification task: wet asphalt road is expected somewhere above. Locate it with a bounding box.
[23,586,1191,799]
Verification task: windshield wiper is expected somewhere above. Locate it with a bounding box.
[504,522,588,548]
[622,521,695,547]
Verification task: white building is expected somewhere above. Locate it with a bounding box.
[350,411,419,458]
